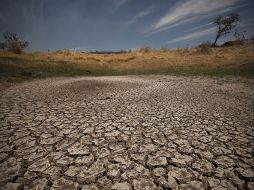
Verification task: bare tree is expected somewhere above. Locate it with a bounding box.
[3,31,29,53]
[213,13,240,46]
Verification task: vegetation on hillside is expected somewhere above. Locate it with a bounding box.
[1,32,29,54]
[0,42,253,83]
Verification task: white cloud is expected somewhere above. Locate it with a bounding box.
[144,16,198,37]
[166,26,216,44]
[147,0,245,35]
[189,22,213,32]
[126,6,154,25]
[111,0,129,13]
[155,0,241,29]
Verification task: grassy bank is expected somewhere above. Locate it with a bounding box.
[0,43,254,83]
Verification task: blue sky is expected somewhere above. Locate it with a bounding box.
[0,0,253,51]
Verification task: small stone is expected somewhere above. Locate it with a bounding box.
[130,153,146,163]
[25,178,48,190]
[211,186,228,190]
[238,168,254,178]
[200,151,214,159]
[220,179,237,190]
[214,167,224,178]
[181,181,205,190]
[121,172,128,180]
[111,182,131,190]
[208,177,220,188]
[247,182,254,190]
[168,167,193,182]
[109,143,125,152]
[156,176,178,189]
[82,184,99,190]
[225,170,245,189]
[97,148,110,158]
[108,169,120,178]
[23,171,38,182]
[43,166,62,180]
[192,159,214,175]
[133,178,158,190]
[139,144,157,153]
[51,177,79,190]
[167,176,178,189]
[40,137,61,145]
[214,156,235,168]
[2,183,21,190]
[156,150,173,158]
[147,156,167,167]
[171,153,193,166]
[82,127,94,134]
[125,163,150,178]
[153,167,166,177]
[56,156,74,165]
[28,158,50,172]
[98,176,112,188]
[77,160,105,183]
[67,143,90,155]
[0,159,21,183]
[113,155,131,166]
[34,116,46,121]
[0,153,8,162]
[65,166,82,177]
[75,154,94,165]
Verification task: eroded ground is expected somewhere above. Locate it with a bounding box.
[0,76,253,190]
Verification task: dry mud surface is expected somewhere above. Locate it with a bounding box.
[0,76,254,190]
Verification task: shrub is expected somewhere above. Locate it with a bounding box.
[222,40,244,47]
[160,47,170,52]
[55,49,71,56]
[221,29,247,46]
[3,31,29,54]
[175,47,190,55]
[0,42,5,49]
[250,34,254,46]
[196,42,212,54]
[251,34,254,41]
[138,46,153,53]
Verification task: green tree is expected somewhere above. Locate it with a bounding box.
[213,13,240,46]
[3,31,29,53]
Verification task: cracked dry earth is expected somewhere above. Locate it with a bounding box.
[0,76,254,190]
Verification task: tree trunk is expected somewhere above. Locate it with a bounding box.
[213,34,220,47]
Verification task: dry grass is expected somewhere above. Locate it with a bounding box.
[0,42,254,83]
